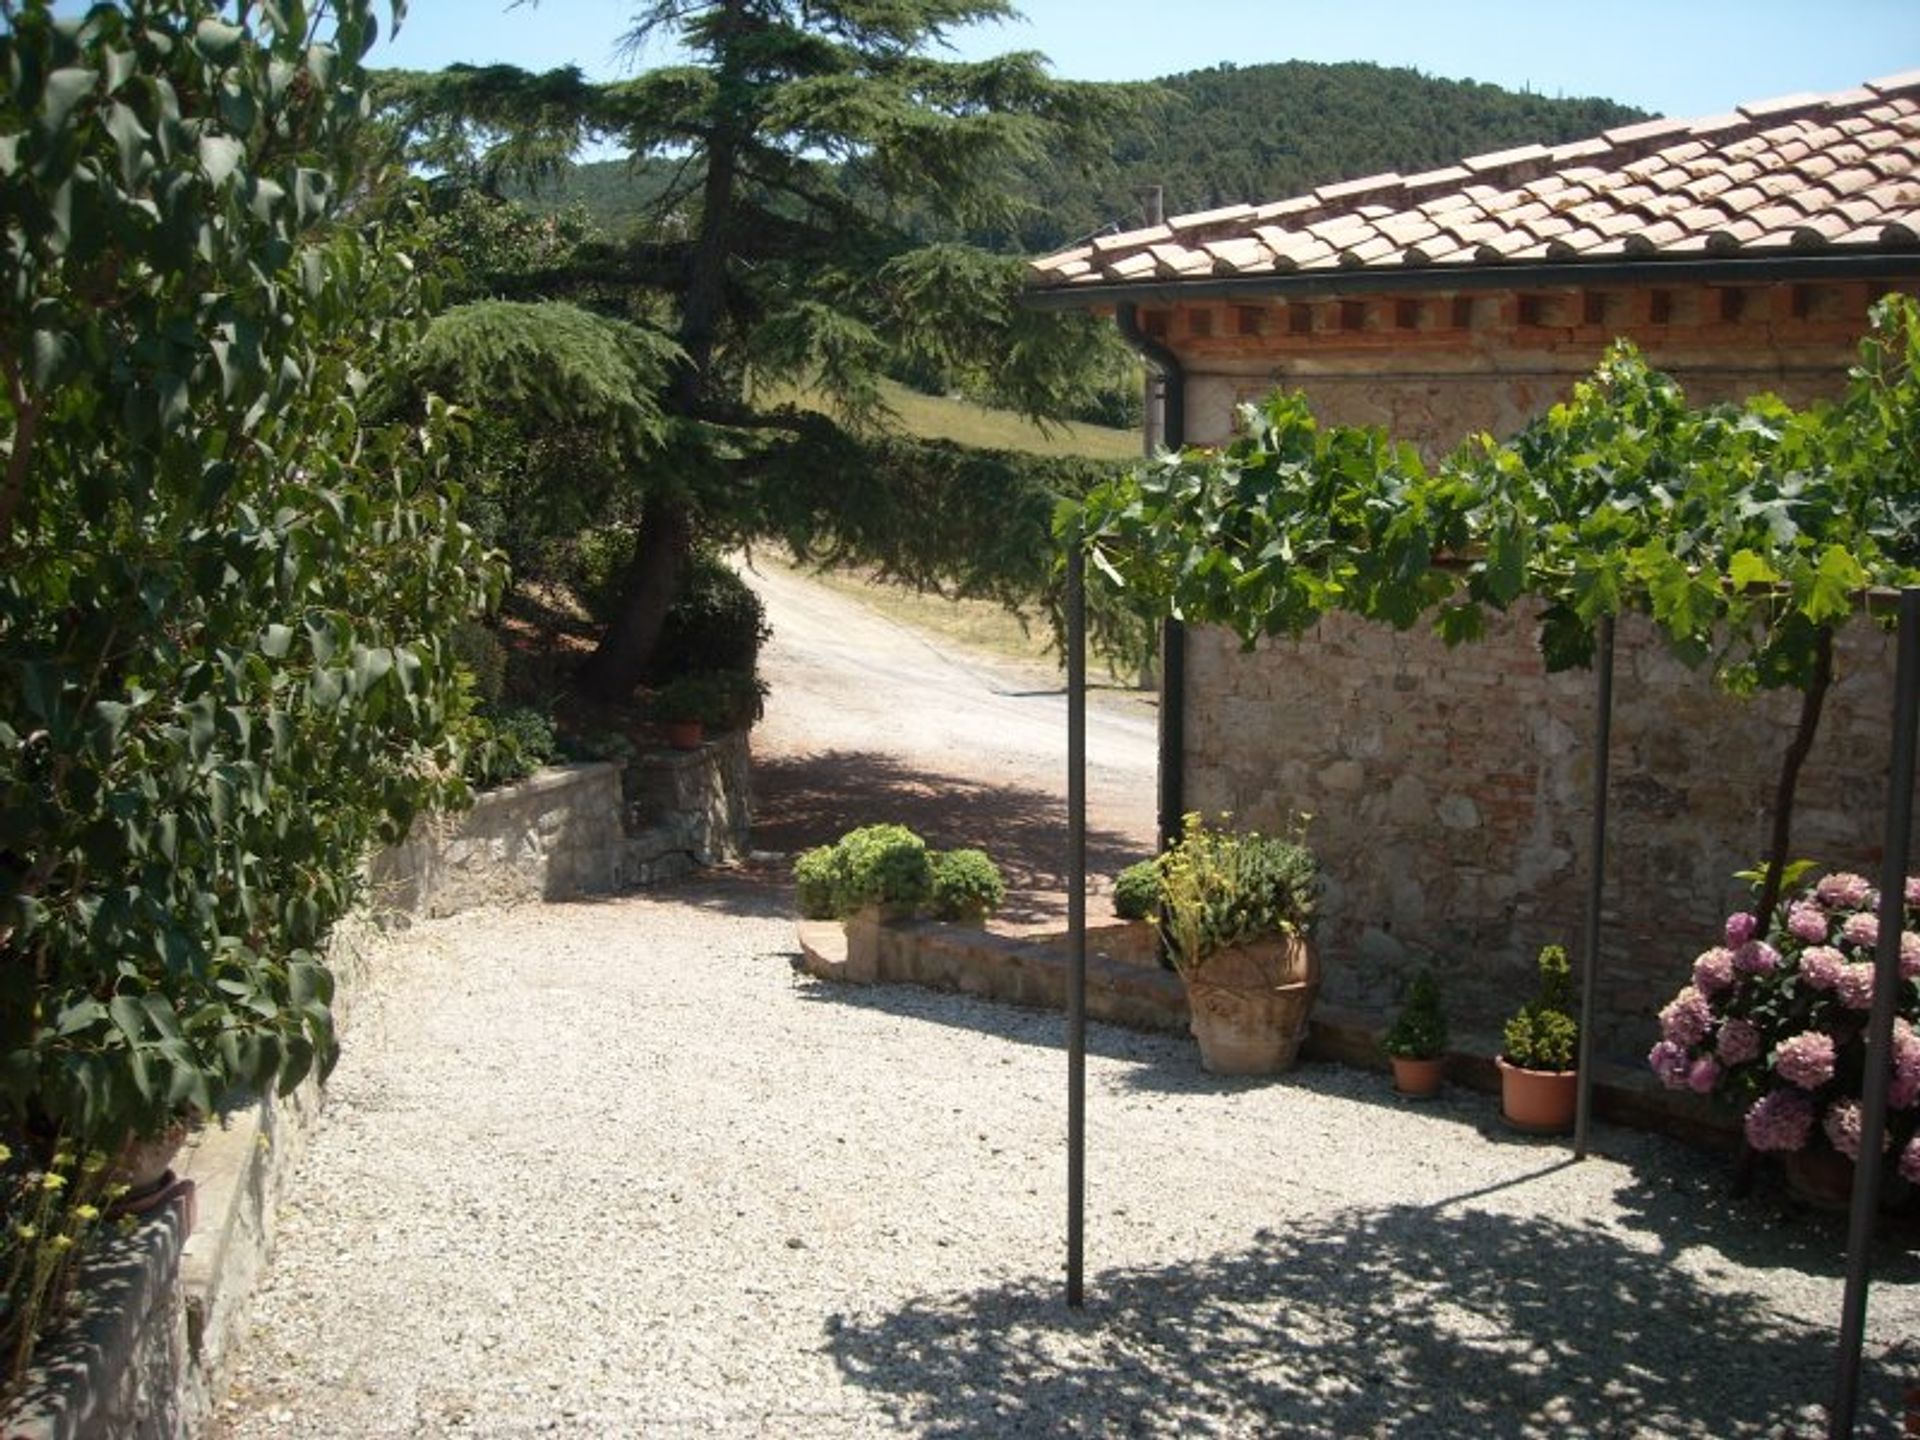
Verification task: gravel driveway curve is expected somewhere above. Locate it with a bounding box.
[216,878,1920,1437]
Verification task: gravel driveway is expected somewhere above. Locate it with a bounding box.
[218,879,1920,1438]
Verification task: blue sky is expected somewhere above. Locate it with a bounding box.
[373,0,1920,121]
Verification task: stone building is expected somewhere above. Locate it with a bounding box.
[1027,74,1920,1066]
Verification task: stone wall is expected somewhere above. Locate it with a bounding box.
[1183,606,1918,1066]
[367,763,626,918]
[623,730,753,885]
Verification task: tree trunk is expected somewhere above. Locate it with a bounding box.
[577,495,694,703]
[1754,626,1835,925]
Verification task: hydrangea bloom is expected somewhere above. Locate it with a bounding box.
[1648,1040,1691,1090]
[1818,872,1874,909]
[1907,875,1920,909]
[1686,1056,1722,1095]
[1786,903,1829,944]
[1835,963,1876,1012]
[1799,945,1846,991]
[1894,1021,1920,1111]
[1724,911,1759,947]
[1732,940,1780,975]
[1902,931,1920,980]
[1717,1018,1762,1066]
[1745,1090,1816,1152]
[1824,1099,1868,1160]
[1659,987,1714,1047]
[1904,1136,1920,1186]
[1774,1031,1837,1089]
[1841,912,1880,950]
[1690,947,1736,997]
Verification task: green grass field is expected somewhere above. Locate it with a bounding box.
[756,377,1142,461]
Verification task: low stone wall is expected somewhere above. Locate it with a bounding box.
[3,917,381,1440]
[801,914,1738,1144]
[623,731,753,886]
[367,763,626,918]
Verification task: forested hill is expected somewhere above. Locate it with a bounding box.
[517,60,1649,253]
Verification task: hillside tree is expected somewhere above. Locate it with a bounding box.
[381,0,1135,699]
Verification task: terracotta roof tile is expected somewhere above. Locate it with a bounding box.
[1030,76,1920,291]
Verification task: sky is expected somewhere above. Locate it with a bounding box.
[371,0,1920,122]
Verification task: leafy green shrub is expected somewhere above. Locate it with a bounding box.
[649,551,771,681]
[1156,813,1319,975]
[572,527,640,628]
[653,670,766,730]
[1502,945,1578,1072]
[463,707,557,790]
[831,825,934,914]
[1112,860,1161,921]
[450,621,510,706]
[793,846,838,920]
[1384,970,1448,1060]
[930,849,1006,923]
[0,0,501,1382]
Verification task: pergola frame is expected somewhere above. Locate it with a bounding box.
[1060,556,1920,1437]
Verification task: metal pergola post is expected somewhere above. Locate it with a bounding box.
[1828,586,1920,1436]
[1574,616,1616,1159]
[1065,527,1088,1310]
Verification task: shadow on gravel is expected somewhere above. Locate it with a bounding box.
[825,1201,1906,1436]
[751,749,1150,929]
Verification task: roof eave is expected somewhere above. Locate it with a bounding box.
[1020,251,1920,312]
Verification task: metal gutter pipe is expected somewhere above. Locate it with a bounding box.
[1115,302,1188,850]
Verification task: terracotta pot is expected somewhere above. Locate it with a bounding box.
[1497,1058,1577,1134]
[1390,1055,1446,1099]
[109,1121,191,1215]
[1183,937,1319,1076]
[665,720,704,751]
[1784,1146,1857,1211]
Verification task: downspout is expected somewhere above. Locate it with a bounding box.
[1115,302,1187,851]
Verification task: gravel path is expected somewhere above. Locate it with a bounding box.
[219,880,1920,1438]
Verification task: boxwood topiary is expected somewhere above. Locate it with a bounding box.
[930,849,1006,923]
[1502,945,1578,1071]
[831,824,934,914]
[1112,859,1161,921]
[793,845,838,920]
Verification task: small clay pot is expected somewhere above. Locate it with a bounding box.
[1390,1055,1446,1099]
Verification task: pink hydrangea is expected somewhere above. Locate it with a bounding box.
[1659,987,1714,1047]
[1835,963,1876,1011]
[1842,912,1881,950]
[1732,940,1781,975]
[1818,872,1874,909]
[1717,1017,1763,1066]
[1686,1056,1722,1095]
[1906,876,1920,909]
[1903,1136,1920,1186]
[1774,1031,1837,1089]
[1691,947,1736,997]
[1822,1099,1882,1160]
[1724,911,1759,947]
[1902,931,1920,980]
[1745,1090,1817,1152]
[1799,945,1846,991]
[1893,1021,1920,1110]
[1786,903,1829,944]
[1648,1040,1692,1090]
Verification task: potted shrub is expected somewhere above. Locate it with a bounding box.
[1384,969,1449,1099]
[929,849,1006,925]
[1647,869,1920,1207]
[1157,812,1321,1076]
[1111,859,1161,923]
[1499,944,1580,1133]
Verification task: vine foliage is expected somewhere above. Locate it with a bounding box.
[1073,295,1920,909]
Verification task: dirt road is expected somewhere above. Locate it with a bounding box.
[742,560,1159,929]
